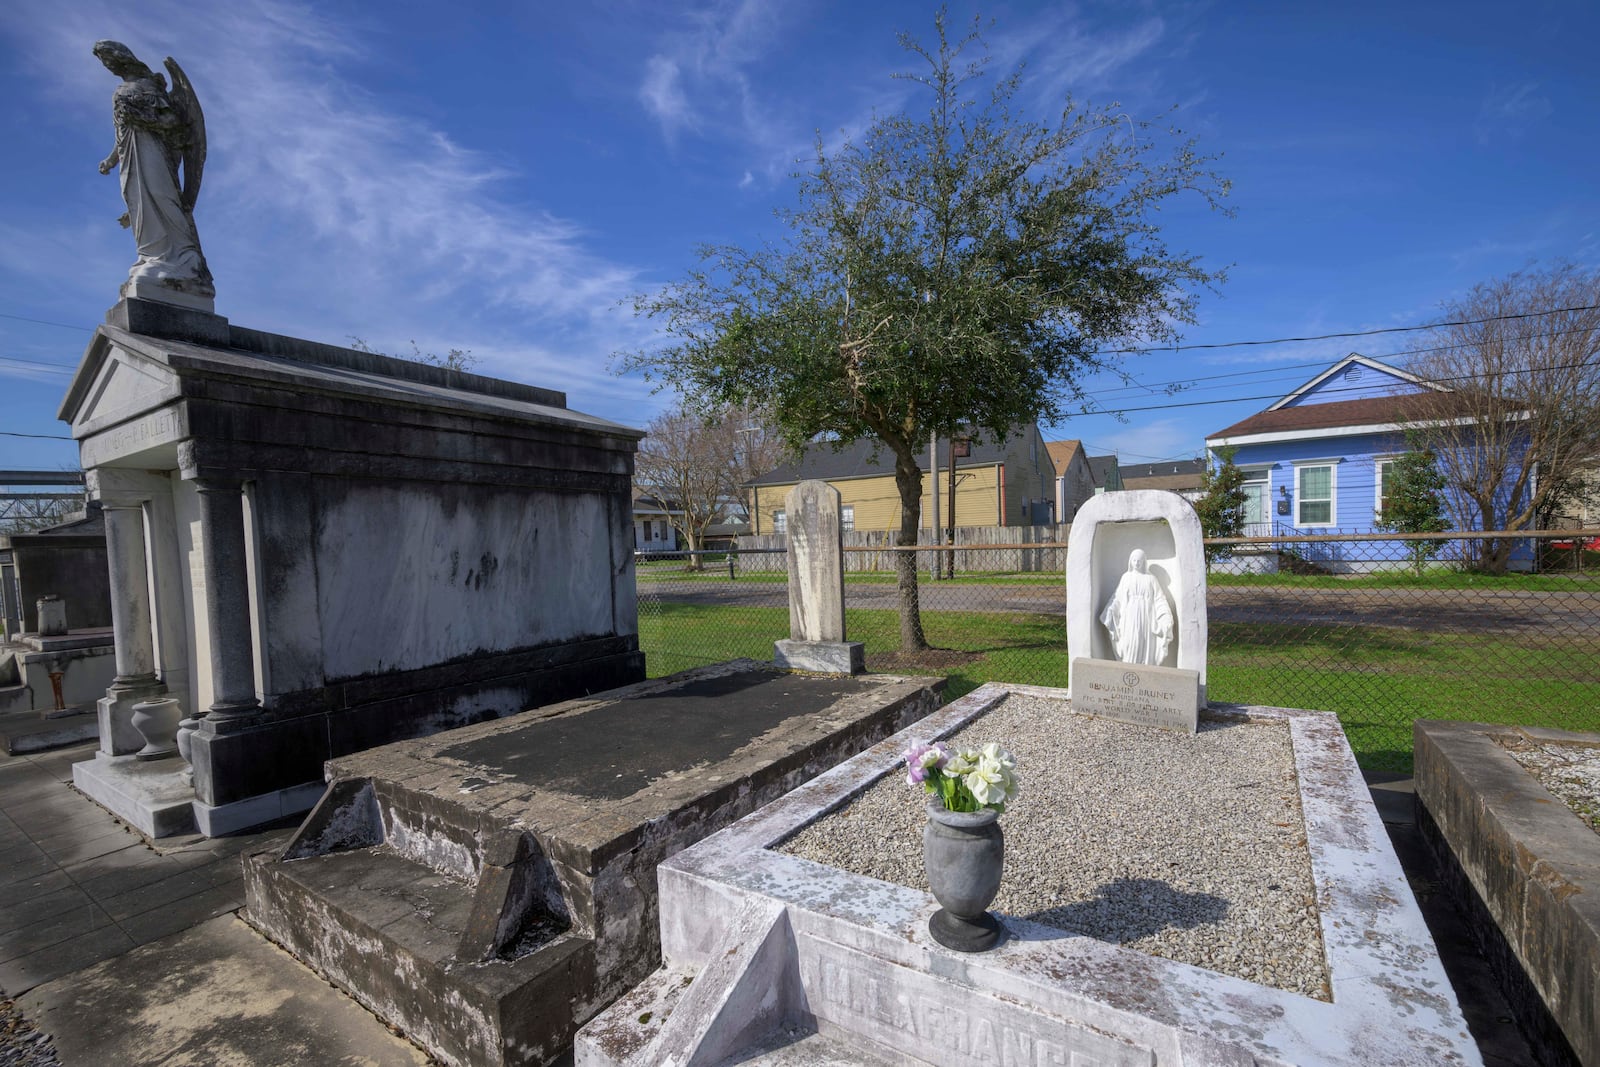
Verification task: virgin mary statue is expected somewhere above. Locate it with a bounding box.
[1098,549,1175,666]
[93,40,213,303]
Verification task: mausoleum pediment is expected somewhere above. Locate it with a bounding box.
[72,345,180,430]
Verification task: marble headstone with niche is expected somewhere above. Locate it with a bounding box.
[1066,490,1207,733]
[773,480,864,675]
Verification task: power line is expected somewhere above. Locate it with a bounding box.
[1067,355,1599,422]
[1093,303,1600,357]
[0,430,74,441]
[0,311,95,333]
[1081,321,1600,403]
[0,355,76,374]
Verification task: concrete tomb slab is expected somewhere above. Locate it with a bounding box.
[1067,489,1207,730]
[244,661,943,1067]
[578,683,1482,1067]
[1414,720,1600,1067]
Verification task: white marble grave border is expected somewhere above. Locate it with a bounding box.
[633,684,1482,1066]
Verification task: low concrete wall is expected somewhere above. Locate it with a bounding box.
[1414,720,1599,1067]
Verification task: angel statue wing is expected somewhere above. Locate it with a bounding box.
[163,56,206,214]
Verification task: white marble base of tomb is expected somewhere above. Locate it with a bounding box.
[577,683,1482,1067]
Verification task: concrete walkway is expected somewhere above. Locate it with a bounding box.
[0,740,1540,1067]
[0,740,431,1065]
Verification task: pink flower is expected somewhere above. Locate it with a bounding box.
[902,740,948,785]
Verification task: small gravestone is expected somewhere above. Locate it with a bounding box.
[36,595,68,637]
[1066,491,1206,733]
[774,480,864,675]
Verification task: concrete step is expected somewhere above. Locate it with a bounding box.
[0,681,31,718]
[0,704,100,754]
[244,778,592,1067]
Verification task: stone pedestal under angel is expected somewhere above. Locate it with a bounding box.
[93,40,213,303]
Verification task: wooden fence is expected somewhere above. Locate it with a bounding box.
[734,524,1070,573]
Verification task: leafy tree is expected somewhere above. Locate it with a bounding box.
[620,13,1229,649]
[1193,448,1247,565]
[634,405,786,570]
[1375,447,1448,576]
[1403,264,1600,572]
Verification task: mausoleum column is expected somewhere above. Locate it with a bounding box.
[194,477,260,724]
[101,500,158,688]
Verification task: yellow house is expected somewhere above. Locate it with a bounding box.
[746,425,1058,535]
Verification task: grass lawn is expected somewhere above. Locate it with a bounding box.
[636,601,1600,773]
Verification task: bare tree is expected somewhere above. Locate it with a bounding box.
[1406,264,1600,572]
[634,405,786,569]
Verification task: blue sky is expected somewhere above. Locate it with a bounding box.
[2,1,1596,475]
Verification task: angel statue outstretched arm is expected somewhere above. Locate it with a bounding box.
[92,40,214,302]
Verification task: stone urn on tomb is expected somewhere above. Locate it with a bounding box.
[923,800,1005,952]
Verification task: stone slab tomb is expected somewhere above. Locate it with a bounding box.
[62,300,646,837]
[0,508,115,752]
[1415,720,1600,1067]
[578,684,1482,1067]
[244,661,943,1067]
[1067,489,1207,732]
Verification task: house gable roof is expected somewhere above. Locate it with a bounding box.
[1086,455,1119,487]
[1044,439,1083,475]
[1267,353,1446,411]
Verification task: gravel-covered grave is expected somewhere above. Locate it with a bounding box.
[778,692,1332,1000]
[1496,733,1600,834]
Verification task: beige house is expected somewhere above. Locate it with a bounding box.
[746,426,1058,535]
[1045,439,1099,522]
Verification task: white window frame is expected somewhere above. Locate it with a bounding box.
[840,505,855,531]
[1238,464,1272,526]
[773,510,787,535]
[1373,454,1400,520]
[1292,458,1341,528]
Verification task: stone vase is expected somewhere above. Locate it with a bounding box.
[175,717,201,781]
[131,697,183,761]
[923,799,1005,951]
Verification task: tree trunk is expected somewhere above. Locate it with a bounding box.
[891,448,930,652]
[684,527,704,571]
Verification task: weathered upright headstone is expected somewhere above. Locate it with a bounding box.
[1065,490,1206,732]
[774,480,864,674]
[35,595,68,637]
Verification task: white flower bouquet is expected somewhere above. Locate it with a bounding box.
[902,739,1019,814]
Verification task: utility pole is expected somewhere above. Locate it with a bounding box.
[929,433,940,581]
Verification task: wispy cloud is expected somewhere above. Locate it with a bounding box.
[0,0,655,419]
[1475,81,1552,144]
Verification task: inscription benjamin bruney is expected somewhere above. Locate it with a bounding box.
[1072,657,1199,735]
[802,954,1153,1067]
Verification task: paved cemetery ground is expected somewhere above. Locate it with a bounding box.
[0,741,431,1066]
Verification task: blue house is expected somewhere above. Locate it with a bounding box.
[1203,353,1523,571]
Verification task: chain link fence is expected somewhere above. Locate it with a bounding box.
[634,531,1600,771]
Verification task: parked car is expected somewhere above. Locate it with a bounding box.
[1549,535,1600,551]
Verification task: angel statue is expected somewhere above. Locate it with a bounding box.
[93,40,213,303]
